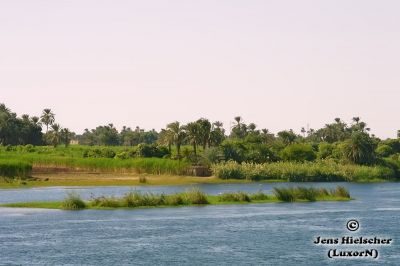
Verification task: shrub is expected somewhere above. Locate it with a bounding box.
[281,143,316,162]
[376,144,394,158]
[318,142,334,159]
[62,192,86,210]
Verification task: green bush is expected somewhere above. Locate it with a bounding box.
[281,143,316,162]
[318,142,334,159]
[62,192,86,210]
[376,144,394,157]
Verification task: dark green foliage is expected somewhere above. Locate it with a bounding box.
[83,148,116,158]
[136,144,170,158]
[343,132,376,165]
[281,143,316,162]
[376,144,394,157]
[0,104,43,146]
[62,192,86,210]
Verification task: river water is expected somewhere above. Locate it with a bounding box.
[0,182,399,265]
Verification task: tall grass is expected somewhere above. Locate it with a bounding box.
[0,152,190,175]
[90,188,209,208]
[218,191,251,202]
[58,186,350,210]
[273,186,350,202]
[212,160,396,182]
[62,192,86,210]
[0,159,32,178]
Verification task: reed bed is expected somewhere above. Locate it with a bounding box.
[0,159,32,178]
[212,161,395,182]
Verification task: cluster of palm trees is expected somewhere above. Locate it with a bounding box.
[158,119,225,157]
[40,109,72,147]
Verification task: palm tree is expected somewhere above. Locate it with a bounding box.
[352,117,360,124]
[213,121,223,129]
[166,121,186,157]
[197,118,211,150]
[40,108,55,133]
[185,122,201,155]
[49,123,61,147]
[158,129,175,153]
[30,116,41,126]
[61,128,72,147]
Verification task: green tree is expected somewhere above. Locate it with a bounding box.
[197,118,212,150]
[343,132,376,165]
[210,121,225,147]
[185,122,201,156]
[281,143,316,162]
[40,108,55,133]
[166,121,186,157]
[61,128,73,147]
[49,123,61,147]
[277,130,297,145]
[230,116,247,139]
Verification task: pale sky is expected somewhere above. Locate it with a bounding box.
[1,0,399,138]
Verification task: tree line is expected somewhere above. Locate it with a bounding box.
[1,103,400,166]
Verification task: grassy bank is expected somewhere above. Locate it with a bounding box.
[0,159,32,178]
[0,173,257,188]
[0,186,351,210]
[212,161,396,182]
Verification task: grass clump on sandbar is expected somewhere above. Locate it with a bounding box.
[0,186,352,210]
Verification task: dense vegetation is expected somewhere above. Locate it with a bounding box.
[1,103,400,181]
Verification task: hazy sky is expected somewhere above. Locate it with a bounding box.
[1,0,399,138]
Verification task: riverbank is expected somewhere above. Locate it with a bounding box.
[0,171,393,189]
[0,186,352,210]
[0,173,264,188]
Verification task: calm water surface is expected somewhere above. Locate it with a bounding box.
[0,182,399,265]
